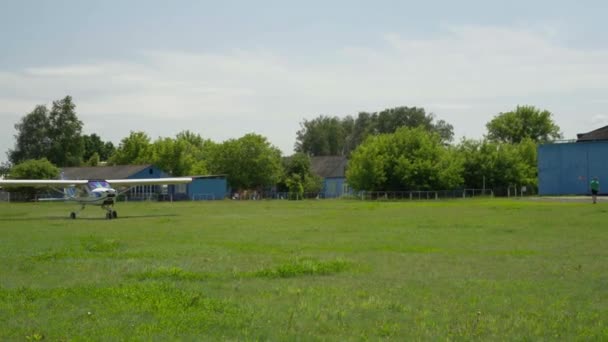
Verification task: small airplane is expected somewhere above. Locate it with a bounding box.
[0,177,192,219]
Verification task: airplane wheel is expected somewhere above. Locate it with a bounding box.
[112,211,118,219]
[70,212,76,219]
[106,212,112,220]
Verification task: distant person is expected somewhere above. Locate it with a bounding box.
[590,177,600,204]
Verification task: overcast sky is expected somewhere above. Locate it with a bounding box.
[2,0,608,163]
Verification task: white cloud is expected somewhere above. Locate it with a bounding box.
[591,114,608,126]
[24,65,108,77]
[2,25,608,162]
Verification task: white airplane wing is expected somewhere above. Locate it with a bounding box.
[0,179,88,187]
[106,177,192,187]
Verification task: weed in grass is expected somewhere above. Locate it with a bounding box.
[15,287,37,302]
[251,258,350,278]
[80,236,120,253]
[377,320,399,338]
[25,332,44,341]
[31,249,71,262]
[448,310,485,339]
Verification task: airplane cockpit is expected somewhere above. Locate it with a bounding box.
[87,180,111,191]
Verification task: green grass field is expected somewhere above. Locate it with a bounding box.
[1,199,607,340]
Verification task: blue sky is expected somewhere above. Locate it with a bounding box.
[1,0,608,162]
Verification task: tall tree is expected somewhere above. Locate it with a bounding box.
[149,131,213,176]
[486,105,562,143]
[8,105,51,164]
[83,134,115,161]
[103,141,116,161]
[372,106,454,142]
[278,153,322,194]
[295,106,454,157]
[0,162,11,177]
[295,116,348,156]
[347,127,463,191]
[175,130,205,148]
[151,137,201,176]
[347,112,375,154]
[86,152,101,166]
[108,131,153,165]
[174,131,212,175]
[47,96,85,166]
[458,138,538,190]
[208,133,282,190]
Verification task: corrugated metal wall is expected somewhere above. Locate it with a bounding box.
[538,142,608,195]
[188,178,227,200]
[323,177,347,198]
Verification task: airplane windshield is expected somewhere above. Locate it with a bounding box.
[88,181,110,190]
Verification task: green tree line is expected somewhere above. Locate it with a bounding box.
[4,96,562,193]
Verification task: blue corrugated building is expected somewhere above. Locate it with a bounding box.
[538,126,608,195]
[185,175,228,200]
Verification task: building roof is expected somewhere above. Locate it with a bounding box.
[577,125,608,142]
[190,175,227,179]
[311,156,348,178]
[60,165,155,180]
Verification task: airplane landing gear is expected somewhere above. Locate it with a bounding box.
[105,211,118,220]
[70,205,85,219]
[103,205,117,220]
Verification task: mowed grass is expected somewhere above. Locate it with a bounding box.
[0,199,607,340]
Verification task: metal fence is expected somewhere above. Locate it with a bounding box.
[0,191,36,202]
[355,189,494,201]
[0,185,538,203]
[192,193,216,201]
[116,193,160,202]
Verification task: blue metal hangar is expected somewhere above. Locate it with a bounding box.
[538,126,608,195]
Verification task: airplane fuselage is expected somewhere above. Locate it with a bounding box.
[69,185,117,206]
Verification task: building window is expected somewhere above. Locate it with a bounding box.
[175,184,187,194]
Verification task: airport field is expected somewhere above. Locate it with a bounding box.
[0,199,607,340]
